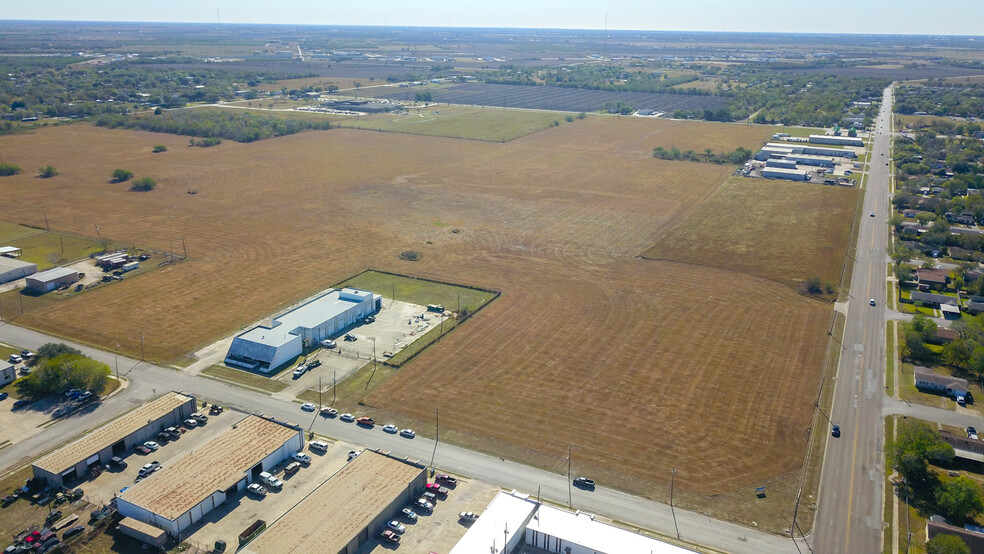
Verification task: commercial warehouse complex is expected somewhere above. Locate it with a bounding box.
[241,450,426,554]
[0,256,36,284]
[451,491,695,554]
[225,287,382,372]
[25,266,80,293]
[32,393,198,486]
[117,415,303,538]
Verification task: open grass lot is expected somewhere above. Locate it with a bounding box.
[0,222,103,271]
[201,364,288,394]
[334,104,566,142]
[336,269,496,312]
[0,115,847,530]
[643,177,858,288]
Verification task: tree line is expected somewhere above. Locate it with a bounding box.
[94,109,331,143]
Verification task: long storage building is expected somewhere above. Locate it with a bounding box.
[0,256,37,284]
[33,392,197,486]
[241,450,426,554]
[225,287,381,372]
[116,415,303,539]
[809,134,864,147]
[25,267,80,293]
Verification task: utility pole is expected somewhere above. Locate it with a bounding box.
[364,338,377,391]
[44,211,49,231]
[181,237,187,259]
[114,349,120,383]
[429,407,439,475]
[567,443,573,506]
[18,293,23,315]
[332,370,336,405]
[670,468,680,540]
[318,377,322,411]
[139,331,145,361]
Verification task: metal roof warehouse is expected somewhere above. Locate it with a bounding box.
[241,450,426,554]
[116,415,303,539]
[33,393,197,486]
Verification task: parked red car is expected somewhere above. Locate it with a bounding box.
[356,416,375,427]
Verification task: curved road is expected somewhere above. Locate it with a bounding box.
[0,322,795,553]
[812,84,894,553]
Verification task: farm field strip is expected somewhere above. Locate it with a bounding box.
[371,82,730,113]
[0,115,851,527]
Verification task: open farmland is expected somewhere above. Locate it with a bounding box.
[642,178,858,288]
[371,82,730,113]
[0,115,847,529]
[333,104,566,141]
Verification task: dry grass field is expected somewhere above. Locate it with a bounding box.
[0,116,846,529]
[642,177,858,288]
[333,104,565,142]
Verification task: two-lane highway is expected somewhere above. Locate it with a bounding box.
[812,84,894,553]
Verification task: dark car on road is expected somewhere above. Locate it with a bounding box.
[832,424,841,438]
[573,477,595,490]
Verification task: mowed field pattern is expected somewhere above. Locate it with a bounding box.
[0,117,838,503]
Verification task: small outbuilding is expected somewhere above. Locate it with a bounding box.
[0,246,22,257]
[119,517,167,548]
[762,167,810,181]
[25,267,80,293]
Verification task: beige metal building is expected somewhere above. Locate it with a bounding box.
[32,392,197,486]
[116,415,303,539]
[241,450,426,554]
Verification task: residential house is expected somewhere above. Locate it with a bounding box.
[903,209,917,218]
[909,291,957,307]
[915,268,949,290]
[927,516,984,552]
[928,328,960,344]
[914,370,971,399]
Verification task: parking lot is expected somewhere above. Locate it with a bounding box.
[359,476,499,554]
[273,299,444,395]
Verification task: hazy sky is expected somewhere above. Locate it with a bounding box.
[3,0,983,36]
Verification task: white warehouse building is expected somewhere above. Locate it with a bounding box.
[0,257,37,284]
[225,287,381,372]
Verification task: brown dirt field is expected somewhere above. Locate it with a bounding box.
[642,177,859,288]
[0,116,841,523]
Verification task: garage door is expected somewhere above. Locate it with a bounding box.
[85,454,100,466]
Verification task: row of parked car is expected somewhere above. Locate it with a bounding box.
[306,407,418,438]
[379,473,461,544]
[245,451,313,496]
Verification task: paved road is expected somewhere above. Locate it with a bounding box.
[812,84,894,553]
[0,322,796,553]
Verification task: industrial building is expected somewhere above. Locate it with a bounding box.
[0,364,15,387]
[762,167,810,181]
[25,267,80,293]
[0,256,37,284]
[240,450,426,554]
[116,415,303,539]
[320,99,396,113]
[32,393,198,486]
[808,134,864,147]
[762,142,857,159]
[225,287,381,372]
[783,153,835,168]
[765,159,798,170]
[451,491,695,554]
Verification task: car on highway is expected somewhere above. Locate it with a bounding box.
[386,520,406,534]
[400,428,416,438]
[831,424,841,438]
[301,403,316,412]
[400,507,418,521]
[246,483,267,497]
[869,211,875,217]
[383,423,398,433]
[356,416,375,427]
[291,452,311,464]
[459,511,480,521]
[339,413,355,422]
[573,477,595,490]
[320,406,338,417]
[869,298,876,306]
[143,441,160,451]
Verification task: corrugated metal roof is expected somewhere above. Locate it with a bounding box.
[0,257,35,272]
[233,288,376,349]
[242,451,423,554]
[28,266,77,282]
[35,393,194,474]
[119,415,300,521]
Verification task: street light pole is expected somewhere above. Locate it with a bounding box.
[139,331,145,361]
[670,468,680,540]
[429,408,439,475]
[567,443,573,507]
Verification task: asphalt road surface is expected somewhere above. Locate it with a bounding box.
[812,84,895,554]
[0,322,795,553]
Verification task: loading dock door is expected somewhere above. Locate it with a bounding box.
[112,440,126,455]
[85,454,100,466]
[60,468,77,482]
[251,463,263,480]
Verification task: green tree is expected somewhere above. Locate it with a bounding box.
[18,354,110,400]
[28,342,82,367]
[704,147,714,160]
[38,165,58,178]
[887,419,954,483]
[130,177,156,192]
[942,339,972,368]
[564,115,574,123]
[354,82,362,89]
[926,533,971,554]
[805,276,823,294]
[0,163,22,177]
[152,145,167,153]
[935,476,984,525]
[110,168,133,183]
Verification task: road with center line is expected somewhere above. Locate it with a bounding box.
[812,83,894,554]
